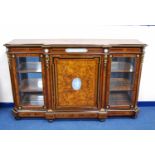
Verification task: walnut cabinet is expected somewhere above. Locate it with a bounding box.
[4,39,146,121]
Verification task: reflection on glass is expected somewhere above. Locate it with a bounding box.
[18,62,41,73]
[109,91,132,106]
[20,93,44,106]
[111,57,135,72]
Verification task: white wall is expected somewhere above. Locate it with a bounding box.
[0,0,154,102]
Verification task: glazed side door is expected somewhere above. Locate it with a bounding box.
[8,51,47,110]
[106,52,141,110]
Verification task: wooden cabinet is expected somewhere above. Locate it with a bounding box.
[4,39,146,121]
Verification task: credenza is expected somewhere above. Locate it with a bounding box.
[4,39,146,121]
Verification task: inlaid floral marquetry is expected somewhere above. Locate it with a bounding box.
[54,58,99,108]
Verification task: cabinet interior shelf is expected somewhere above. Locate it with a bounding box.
[111,62,134,72]
[21,94,44,106]
[110,78,132,91]
[109,92,131,106]
[19,78,43,92]
[18,62,41,73]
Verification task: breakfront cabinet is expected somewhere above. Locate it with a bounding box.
[5,39,146,121]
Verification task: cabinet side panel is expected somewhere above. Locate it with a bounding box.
[7,52,20,108]
[133,50,145,107]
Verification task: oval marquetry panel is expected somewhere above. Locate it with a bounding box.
[72,78,82,91]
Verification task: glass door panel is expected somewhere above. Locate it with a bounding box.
[109,91,133,106]
[20,92,44,106]
[109,57,136,108]
[16,56,44,107]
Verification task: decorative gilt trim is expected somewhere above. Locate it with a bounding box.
[104,48,109,53]
[18,106,22,110]
[104,54,108,69]
[100,108,105,112]
[45,54,49,68]
[109,54,112,59]
[103,48,109,68]
[11,54,15,58]
[134,106,139,113]
[7,53,11,67]
[47,109,53,112]
[44,48,49,53]
[141,52,145,64]
[106,105,110,109]
[130,105,134,108]
[7,53,15,68]
[103,54,108,109]
[39,54,43,63]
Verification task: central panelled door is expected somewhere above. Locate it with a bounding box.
[52,56,101,110]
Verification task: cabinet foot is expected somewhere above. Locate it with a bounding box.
[99,118,106,122]
[48,119,54,123]
[131,114,138,119]
[15,116,21,120]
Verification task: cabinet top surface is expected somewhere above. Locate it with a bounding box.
[4,39,146,47]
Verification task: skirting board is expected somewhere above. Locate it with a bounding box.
[0,102,155,108]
